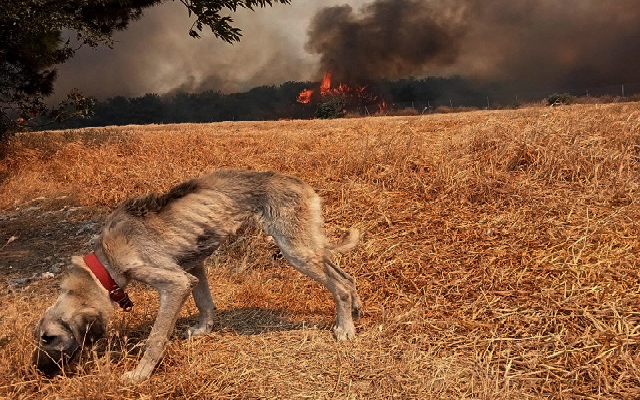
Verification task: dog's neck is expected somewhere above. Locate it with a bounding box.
[61,257,115,318]
[84,251,134,311]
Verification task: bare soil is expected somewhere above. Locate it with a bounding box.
[0,196,107,281]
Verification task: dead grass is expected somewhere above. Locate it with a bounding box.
[1,102,640,398]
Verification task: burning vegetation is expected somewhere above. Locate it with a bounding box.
[297,71,386,114]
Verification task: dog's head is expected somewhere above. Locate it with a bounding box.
[33,258,111,376]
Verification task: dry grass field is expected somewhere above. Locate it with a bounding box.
[0,102,640,399]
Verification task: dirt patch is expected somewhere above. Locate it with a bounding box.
[0,196,109,281]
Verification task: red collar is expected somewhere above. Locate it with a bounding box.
[83,252,133,311]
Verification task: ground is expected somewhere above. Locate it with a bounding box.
[1,105,639,398]
[0,196,107,283]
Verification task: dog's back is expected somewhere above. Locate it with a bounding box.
[100,169,326,270]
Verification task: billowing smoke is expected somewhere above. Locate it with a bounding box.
[53,0,333,100]
[54,0,640,100]
[306,0,640,92]
[305,0,469,84]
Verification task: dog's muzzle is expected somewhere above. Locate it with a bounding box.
[33,344,80,376]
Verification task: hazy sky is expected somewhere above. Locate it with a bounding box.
[54,0,640,100]
[54,0,369,100]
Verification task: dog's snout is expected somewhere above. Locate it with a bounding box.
[40,333,57,344]
[33,348,62,376]
[33,345,79,376]
[33,326,81,376]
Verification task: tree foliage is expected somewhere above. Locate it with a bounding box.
[43,76,492,128]
[547,93,576,106]
[0,0,290,139]
[315,97,346,119]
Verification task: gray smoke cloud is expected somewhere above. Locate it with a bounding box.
[305,0,468,84]
[306,0,640,92]
[54,0,640,100]
[54,1,351,100]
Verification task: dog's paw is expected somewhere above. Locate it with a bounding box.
[333,324,356,341]
[351,304,362,321]
[122,370,149,384]
[182,325,212,339]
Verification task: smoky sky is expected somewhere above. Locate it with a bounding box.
[54,0,640,100]
[306,0,468,84]
[306,0,640,91]
[53,0,338,100]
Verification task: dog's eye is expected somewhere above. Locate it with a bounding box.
[41,334,57,344]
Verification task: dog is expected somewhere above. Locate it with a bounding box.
[33,169,361,383]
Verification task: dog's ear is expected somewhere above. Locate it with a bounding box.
[70,311,107,346]
[61,257,87,283]
[68,256,87,272]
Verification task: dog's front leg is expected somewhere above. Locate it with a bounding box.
[183,260,217,338]
[122,268,197,384]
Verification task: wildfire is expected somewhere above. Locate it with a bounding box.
[297,89,313,104]
[297,71,333,103]
[320,71,332,95]
[297,70,386,112]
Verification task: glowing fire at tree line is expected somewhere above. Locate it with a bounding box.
[297,71,387,112]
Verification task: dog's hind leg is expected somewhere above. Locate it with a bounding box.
[122,265,198,384]
[273,236,357,341]
[183,260,217,338]
[325,256,362,321]
[324,228,362,319]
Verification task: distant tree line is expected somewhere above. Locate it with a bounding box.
[45,76,490,128]
[1,0,291,139]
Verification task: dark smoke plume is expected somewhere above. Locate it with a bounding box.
[306,0,469,84]
[306,0,640,92]
[54,0,640,99]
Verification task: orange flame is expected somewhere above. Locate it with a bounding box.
[297,89,313,104]
[320,71,332,95]
[296,70,386,111]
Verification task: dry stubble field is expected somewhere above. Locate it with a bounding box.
[0,102,640,399]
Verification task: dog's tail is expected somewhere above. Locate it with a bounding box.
[329,227,360,254]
